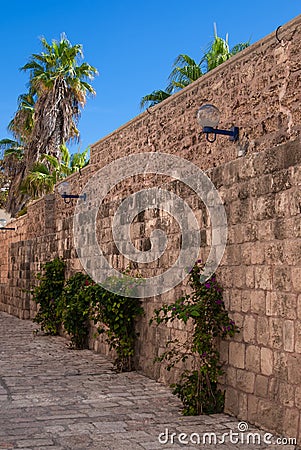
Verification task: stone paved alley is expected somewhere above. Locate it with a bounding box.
[0,311,298,450]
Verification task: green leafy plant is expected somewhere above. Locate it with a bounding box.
[31,258,66,335]
[30,258,144,369]
[58,272,94,349]
[90,274,144,372]
[151,261,239,415]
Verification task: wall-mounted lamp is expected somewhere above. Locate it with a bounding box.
[0,219,15,231]
[197,104,239,143]
[57,181,86,204]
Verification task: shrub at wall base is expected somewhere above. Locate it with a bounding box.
[151,262,239,415]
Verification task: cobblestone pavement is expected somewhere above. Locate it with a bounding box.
[0,312,298,450]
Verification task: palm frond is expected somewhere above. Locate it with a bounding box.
[140,90,171,110]
[70,146,89,171]
[230,42,250,55]
[40,154,60,170]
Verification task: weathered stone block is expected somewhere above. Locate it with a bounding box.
[255,266,272,290]
[261,347,274,376]
[238,392,248,419]
[243,316,256,344]
[287,354,301,385]
[282,407,300,440]
[273,351,288,380]
[266,292,297,319]
[251,244,266,265]
[253,195,276,221]
[295,386,301,409]
[241,290,251,313]
[256,399,283,432]
[284,241,301,265]
[254,374,269,397]
[247,394,259,423]
[224,387,239,416]
[229,342,245,369]
[250,290,266,314]
[246,345,260,372]
[291,268,301,292]
[269,317,283,349]
[273,266,292,292]
[275,191,291,218]
[245,266,255,289]
[279,382,295,407]
[226,366,237,387]
[256,316,270,346]
[230,289,242,311]
[283,320,295,352]
[295,321,301,354]
[236,369,255,393]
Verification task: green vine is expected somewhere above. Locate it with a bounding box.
[30,258,144,371]
[90,274,144,372]
[31,258,66,335]
[58,272,93,349]
[151,261,239,415]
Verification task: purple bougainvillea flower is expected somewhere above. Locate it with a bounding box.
[215,299,223,305]
[205,282,211,288]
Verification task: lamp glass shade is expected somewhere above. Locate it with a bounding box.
[197,104,220,128]
[0,219,7,228]
[57,181,71,195]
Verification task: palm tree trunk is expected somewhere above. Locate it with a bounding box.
[6,162,29,216]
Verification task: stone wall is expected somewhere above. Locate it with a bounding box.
[212,139,301,441]
[90,15,301,173]
[1,13,301,443]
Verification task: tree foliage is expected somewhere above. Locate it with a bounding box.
[140,24,249,109]
[1,34,97,216]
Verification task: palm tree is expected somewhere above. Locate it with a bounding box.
[140,24,249,109]
[20,144,89,199]
[22,33,97,167]
[5,33,97,216]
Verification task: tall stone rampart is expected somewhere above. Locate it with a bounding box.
[1,14,301,442]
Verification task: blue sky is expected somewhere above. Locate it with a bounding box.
[1,1,300,154]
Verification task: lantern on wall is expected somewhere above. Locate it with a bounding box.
[197,104,239,143]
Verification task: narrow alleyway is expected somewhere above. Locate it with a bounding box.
[0,312,296,450]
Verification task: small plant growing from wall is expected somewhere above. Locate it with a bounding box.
[31,257,66,335]
[151,261,239,415]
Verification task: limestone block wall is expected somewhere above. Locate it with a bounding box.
[90,15,301,174]
[1,13,301,443]
[211,140,301,440]
[0,195,58,318]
